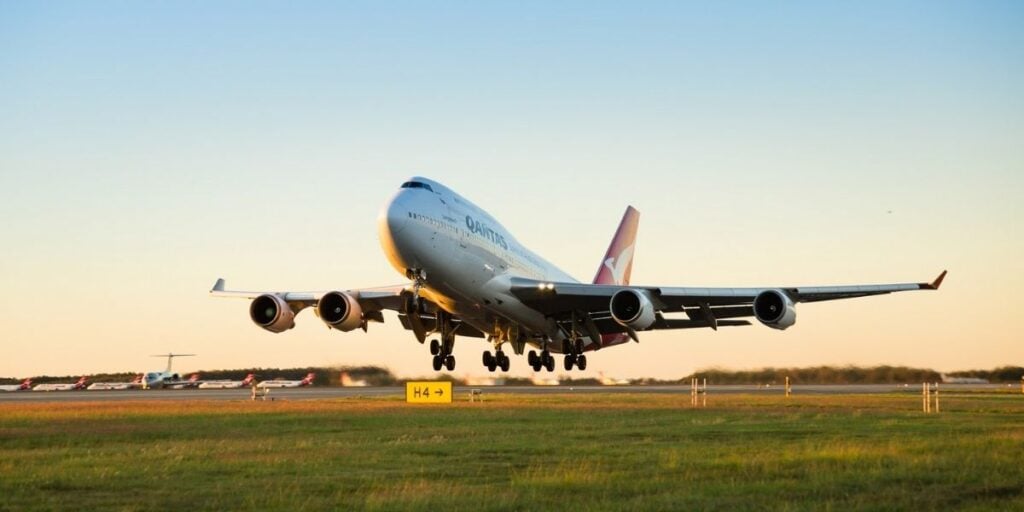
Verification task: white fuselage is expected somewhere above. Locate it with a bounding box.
[257,380,306,389]
[87,382,140,391]
[199,380,249,389]
[33,382,84,391]
[377,178,612,350]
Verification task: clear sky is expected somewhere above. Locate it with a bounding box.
[1,1,1021,380]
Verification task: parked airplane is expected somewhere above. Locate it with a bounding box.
[257,373,316,389]
[33,376,88,391]
[941,374,989,384]
[87,375,143,390]
[0,379,33,392]
[143,354,199,389]
[198,373,256,389]
[212,177,945,373]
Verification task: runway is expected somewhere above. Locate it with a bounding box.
[0,383,1013,403]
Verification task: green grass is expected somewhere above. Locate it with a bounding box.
[1,393,1022,511]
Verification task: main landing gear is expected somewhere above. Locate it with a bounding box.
[482,350,509,372]
[430,337,455,371]
[562,338,587,371]
[527,350,555,372]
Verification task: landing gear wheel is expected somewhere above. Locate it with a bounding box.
[499,352,510,372]
[432,355,443,371]
[564,355,575,371]
[528,350,544,372]
[576,354,587,371]
[483,351,496,372]
[574,339,585,354]
[542,351,555,372]
[430,339,441,356]
[445,355,456,371]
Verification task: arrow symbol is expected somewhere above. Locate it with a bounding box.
[436,388,445,396]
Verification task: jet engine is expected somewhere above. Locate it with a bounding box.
[249,294,296,333]
[753,289,797,330]
[316,291,364,332]
[610,289,656,330]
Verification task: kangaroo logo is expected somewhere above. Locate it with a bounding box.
[603,243,635,285]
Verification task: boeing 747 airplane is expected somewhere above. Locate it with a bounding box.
[212,177,945,373]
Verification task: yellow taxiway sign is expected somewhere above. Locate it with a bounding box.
[405,381,453,403]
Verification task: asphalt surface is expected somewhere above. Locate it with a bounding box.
[0,383,1014,403]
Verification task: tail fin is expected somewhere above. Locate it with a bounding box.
[242,373,255,385]
[302,373,316,385]
[189,373,200,382]
[593,206,640,285]
[20,378,32,390]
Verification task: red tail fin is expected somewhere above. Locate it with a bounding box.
[593,206,640,285]
[242,373,255,385]
[302,373,316,385]
[189,373,200,382]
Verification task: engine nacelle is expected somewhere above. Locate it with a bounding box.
[609,289,656,330]
[316,291,363,332]
[249,294,296,333]
[753,289,797,330]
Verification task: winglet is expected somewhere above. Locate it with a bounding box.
[921,270,947,290]
[211,278,225,293]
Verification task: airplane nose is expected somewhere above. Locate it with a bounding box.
[382,193,409,235]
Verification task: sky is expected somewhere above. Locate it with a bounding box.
[1,1,1021,380]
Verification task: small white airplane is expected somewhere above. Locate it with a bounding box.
[0,378,33,392]
[87,375,143,390]
[212,177,945,374]
[463,374,503,386]
[339,372,369,387]
[530,373,561,386]
[33,376,88,392]
[598,372,632,386]
[163,373,202,390]
[257,372,316,389]
[199,373,256,389]
[143,354,200,389]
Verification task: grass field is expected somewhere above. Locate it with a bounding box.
[1,392,1022,511]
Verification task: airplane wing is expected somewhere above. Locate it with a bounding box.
[509,270,946,337]
[210,278,463,339]
[209,278,409,313]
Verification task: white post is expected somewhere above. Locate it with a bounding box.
[922,382,927,413]
[702,378,707,408]
[934,382,940,413]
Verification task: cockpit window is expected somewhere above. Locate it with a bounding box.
[401,181,434,192]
